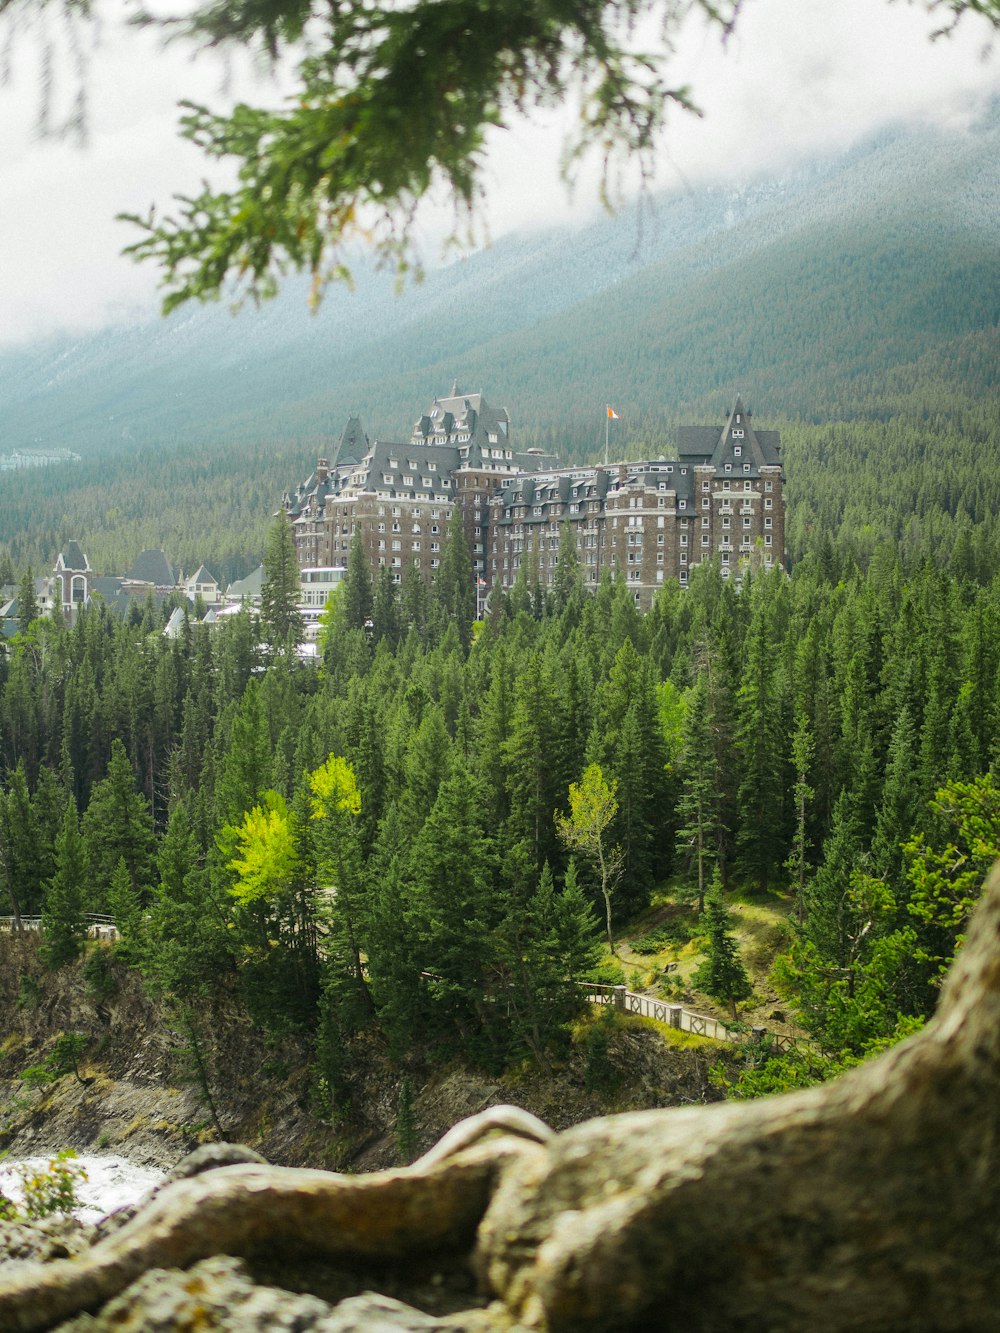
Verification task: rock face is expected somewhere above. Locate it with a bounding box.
[3,868,1000,1332]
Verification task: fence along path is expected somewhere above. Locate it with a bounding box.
[579,982,804,1051]
[0,914,119,941]
[0,915,802,1050]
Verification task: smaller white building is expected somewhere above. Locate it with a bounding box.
[299,566,346,641]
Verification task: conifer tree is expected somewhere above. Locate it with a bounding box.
[735,577,786,891]
[40,800,87,968]
[551,521,584,616]
[372,564,401,649]
[693,875,752,1019]
[785,711,815,923]
[408,763,498,1056]
[495,860,601,1071]
[433,518,475,649]
[675,674,720,912]
[342,529,374,634]
[871,706,921,886]
[16,568,38,635]
[81,738,157,908]
[214,683,273,823]
[260,512,304,649]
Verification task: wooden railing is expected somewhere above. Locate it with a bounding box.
[0,913,801,1051]
[0,914,119,940]
[579,982,803,1050]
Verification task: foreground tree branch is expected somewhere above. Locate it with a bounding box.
[5,0,998,309]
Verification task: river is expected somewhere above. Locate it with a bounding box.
[0,1155,164,1224]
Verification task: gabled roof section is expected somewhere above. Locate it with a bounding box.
[187,565,218,586]
[55,540,89,573]
[126,549,175,587]
[340,440,461,500]
[411,388,510,455]
[677,398,781,478]
[227,565,265,600]
[333,416,369,470]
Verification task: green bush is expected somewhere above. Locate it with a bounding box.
[585,961,627,987]
[631,918,694,955]
[16,976,42,1011]
[1,1152,88,1220]
[83,951,118,1003]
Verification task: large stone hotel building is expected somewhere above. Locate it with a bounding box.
[283,390,784,611]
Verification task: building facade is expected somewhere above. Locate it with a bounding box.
[284,389,556,586]
[488,397,784,608]
[284,394,785,611]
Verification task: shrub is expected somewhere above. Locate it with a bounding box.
[4,1152,88,1220]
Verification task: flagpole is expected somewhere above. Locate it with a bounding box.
[605,406,609,467]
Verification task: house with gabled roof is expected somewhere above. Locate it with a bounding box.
[184,565,221,604]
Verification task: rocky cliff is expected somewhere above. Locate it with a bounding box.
[0,934,727,1174]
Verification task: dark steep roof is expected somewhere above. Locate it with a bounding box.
[126,549,175,587]
[56,540,89,572]
[677,398,780,476]
[333,416,369,470]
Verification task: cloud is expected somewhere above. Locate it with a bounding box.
[0,0,996,347]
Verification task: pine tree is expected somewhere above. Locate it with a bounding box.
[675,674,720,912]
[693,876,752,1019]
[551,521,584,616]
[495,860,601,1071]
[408,763,498,1057]
[260,512,304,649]
[40,800,87,968]
[735,578,787,891]
[785,711,815,923]
[16,568,38,634]
[342,529,374,633]
[81,739,157,909]
[871,706,921,887]
[433,518,475,649]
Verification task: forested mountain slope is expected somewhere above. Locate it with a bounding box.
[0,103,997,577]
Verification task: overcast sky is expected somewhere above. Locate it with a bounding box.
[0,0,996,349]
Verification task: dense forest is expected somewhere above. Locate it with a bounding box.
[1,464,998,1108]
[1,105,998,1113]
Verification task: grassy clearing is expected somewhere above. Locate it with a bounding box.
[605,879,806,1040]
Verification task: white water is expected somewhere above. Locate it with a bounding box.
[0,1155,164,1224]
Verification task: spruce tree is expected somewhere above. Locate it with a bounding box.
[433,518,475,649]
[693,876,752,1019]
[16,568,38,634]
[81,739,157,909]
[260,512,304,649]
[40,800,88,968]
[675,674,720,912]
[342,529,374,633]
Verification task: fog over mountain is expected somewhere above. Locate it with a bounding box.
[1,102,997,468]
